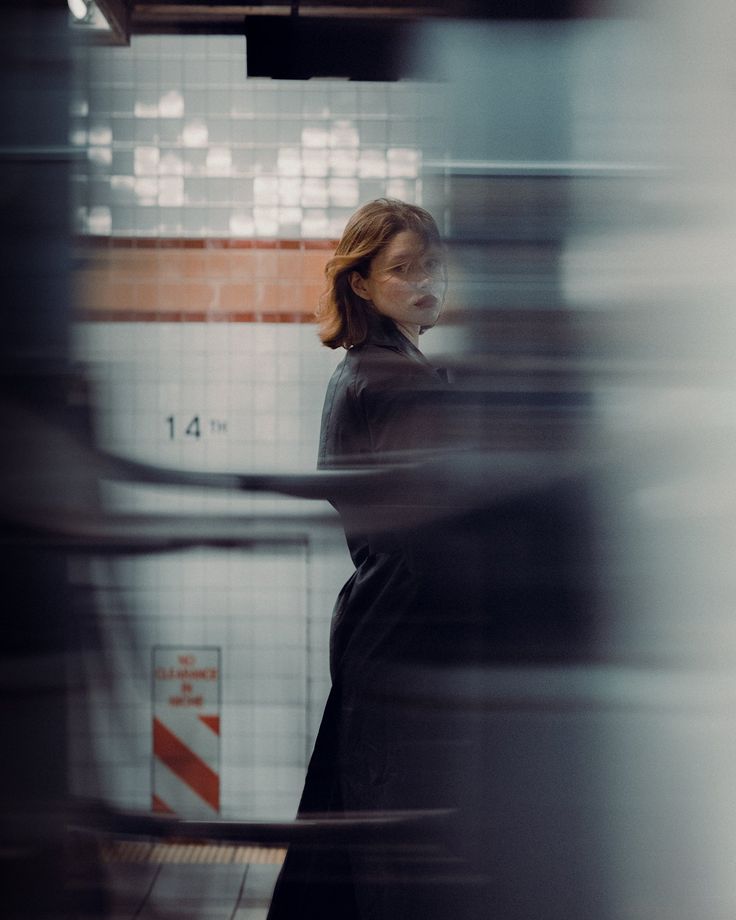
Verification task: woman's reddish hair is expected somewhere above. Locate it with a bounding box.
[316,198,442,349]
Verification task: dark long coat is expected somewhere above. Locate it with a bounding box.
[267,316,600,920]
[267,316,457,920]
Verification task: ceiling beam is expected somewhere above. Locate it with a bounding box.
[95,0,132,43]
[131,3,451,20]
[129,1,596,34]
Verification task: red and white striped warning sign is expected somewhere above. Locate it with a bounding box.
[152,646,221,817]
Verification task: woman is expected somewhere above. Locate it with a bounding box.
[267,199,454,920]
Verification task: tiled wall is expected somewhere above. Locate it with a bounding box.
[71,34,428,240]
[76,321,340,477]
[70,34,436,820]
[70,318,352,819]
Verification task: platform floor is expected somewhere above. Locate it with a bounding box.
[101,843,284,920]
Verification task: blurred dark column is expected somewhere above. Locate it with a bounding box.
[408,19,607,919]
[0,5,84,918]
[404,11,736,919]
[418,21,586,423]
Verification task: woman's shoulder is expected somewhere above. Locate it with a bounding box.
[343,340,408,391]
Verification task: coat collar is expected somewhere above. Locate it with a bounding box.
[364,313,425,359]
[358,313,445,378]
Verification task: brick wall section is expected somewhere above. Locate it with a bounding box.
[74,237,337,322]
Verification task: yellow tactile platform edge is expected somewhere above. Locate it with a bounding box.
[102,840,286,865]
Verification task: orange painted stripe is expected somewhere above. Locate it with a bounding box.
[73,235,335,322]
[198,715,220,736]
[76,236,338,251]
[153,717,220,812]
[152,793,175,814]
[75,309,317,323]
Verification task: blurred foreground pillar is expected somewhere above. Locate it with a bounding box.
[0,5,82,918]
[411,6,736,919]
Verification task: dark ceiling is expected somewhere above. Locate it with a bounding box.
[94,0,592,45]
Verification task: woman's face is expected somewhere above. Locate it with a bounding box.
[350,229,446,343]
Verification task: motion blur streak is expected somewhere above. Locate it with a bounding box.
[0,4,108,919]
[408,3,736,919]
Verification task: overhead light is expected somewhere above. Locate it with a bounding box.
[68,0,113,35]
[68,0,91,21]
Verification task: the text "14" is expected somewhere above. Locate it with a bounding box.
[165,415,228,439]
